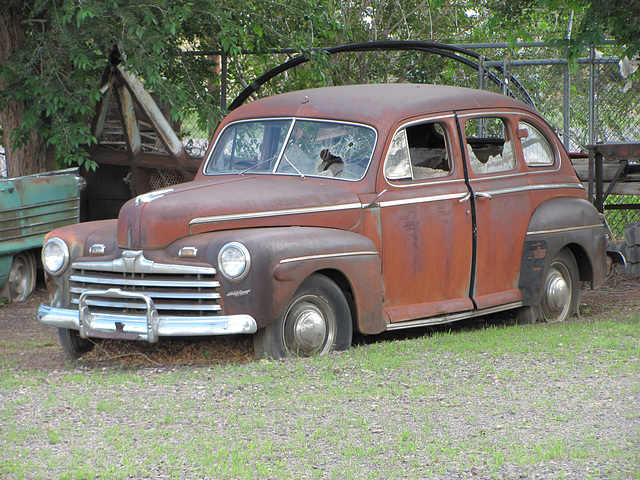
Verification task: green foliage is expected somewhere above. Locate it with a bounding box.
[487,0,640,61]
[1,0,361,169]
[5,0,636,171]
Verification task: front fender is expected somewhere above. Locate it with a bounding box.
[191,226,385,334]
[519,197,608,306]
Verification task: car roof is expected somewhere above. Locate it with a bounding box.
[223,84,539,130]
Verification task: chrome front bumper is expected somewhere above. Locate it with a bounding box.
[36,288,257,342]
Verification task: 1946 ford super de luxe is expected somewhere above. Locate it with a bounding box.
[37,84,612,359]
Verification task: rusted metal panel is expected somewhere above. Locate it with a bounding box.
[116,177,363,250]
[592,142,640,162]
[0,170,81,293]
[585,142,640,212]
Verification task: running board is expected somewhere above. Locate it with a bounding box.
[385,301,523,331]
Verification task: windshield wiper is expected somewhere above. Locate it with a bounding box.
[281,153,305,178]
[239,157,275,175]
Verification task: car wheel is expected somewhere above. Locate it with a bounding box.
[253,274,353,359]
[518,248,580,324]
[7,251,36,302]
[58,328,94,360]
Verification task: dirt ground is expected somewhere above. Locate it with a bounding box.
[2,272,640,370]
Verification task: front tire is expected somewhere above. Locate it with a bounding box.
[58,328,94,360]
[7,251,36,302]
[253,274,353,359]
[518,247,580,324]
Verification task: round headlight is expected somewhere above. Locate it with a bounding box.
[42,238,70,275]
[218,242,250,281]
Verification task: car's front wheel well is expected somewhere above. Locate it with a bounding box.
[316,268,358,332]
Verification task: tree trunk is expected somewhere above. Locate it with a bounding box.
[0,4,54,177]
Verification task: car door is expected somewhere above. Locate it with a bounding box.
[377,116,475,323]
[457,112,532,309]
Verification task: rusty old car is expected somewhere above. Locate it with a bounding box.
[37,84,609,359]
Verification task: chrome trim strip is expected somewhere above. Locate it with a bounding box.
[279,251,378,264]
[527,223,604,236]
[37,304,257,338]
[69,286,221,300]
[474,183,584,197]
[72,250,217,275]
[70,274,220,289]
[190,202,362,227]
[379,192,468,208]
[385,301,523,331]
[73,298,222,311]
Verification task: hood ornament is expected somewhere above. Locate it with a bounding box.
[135,188,174,205]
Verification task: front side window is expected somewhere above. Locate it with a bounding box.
[465,117,516,174]
[384,121,451,182]
[519,121,555,166]
[205,119,376,181]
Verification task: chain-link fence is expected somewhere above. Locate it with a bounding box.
[467,45,640,238]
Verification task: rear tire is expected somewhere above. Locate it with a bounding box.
[518,247,580,324]
[58,328,94,360]
[253,274,352,359]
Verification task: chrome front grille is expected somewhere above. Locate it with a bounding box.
[69,266,221,317]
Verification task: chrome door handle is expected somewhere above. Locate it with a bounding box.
[475,192,492,200]
[459,192,472,203]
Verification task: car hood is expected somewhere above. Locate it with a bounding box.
[117,176,364,249]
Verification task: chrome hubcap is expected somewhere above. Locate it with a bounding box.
[9,257,28,298]
[293,306,327,351]
[547,270,569,311]
[283,293,337,356]
[543,265,571,322]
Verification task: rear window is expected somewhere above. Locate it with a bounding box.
[519,121,555,166]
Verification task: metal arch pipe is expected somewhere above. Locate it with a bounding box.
[227,40,536,111]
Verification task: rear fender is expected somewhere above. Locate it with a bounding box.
[519,197,608,306]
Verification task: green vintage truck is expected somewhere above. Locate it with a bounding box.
[0,168,83,302]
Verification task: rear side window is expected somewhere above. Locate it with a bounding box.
[465,117,515,174]
[385,122,450,181]
[519,121,555,166]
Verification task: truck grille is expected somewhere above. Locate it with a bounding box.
[69,267,222,317]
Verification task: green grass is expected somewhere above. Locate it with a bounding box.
[1,315,639,479]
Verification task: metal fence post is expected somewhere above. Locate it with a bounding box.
[502,56,510,96]
[221,54,228,110]
[563,62,571,149]
[588,46,596,145]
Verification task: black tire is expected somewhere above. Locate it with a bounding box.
[7,251,36,302]
[253,274,353,359]
[58,328,94,360]
[518,247,580,324]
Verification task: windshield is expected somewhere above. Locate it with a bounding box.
[205,119,376,180]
